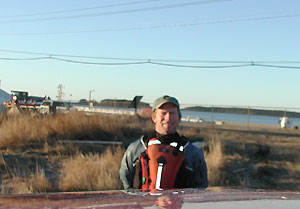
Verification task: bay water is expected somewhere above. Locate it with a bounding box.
[74,104,300,127]
[181,110,300,127]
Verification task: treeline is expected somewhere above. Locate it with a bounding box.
[184,106,300,118]
[76,99,150,108]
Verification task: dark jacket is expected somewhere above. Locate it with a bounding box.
[119,133,208,190]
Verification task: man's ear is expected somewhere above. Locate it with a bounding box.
[151,112,156,123]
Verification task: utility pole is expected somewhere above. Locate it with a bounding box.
[89,89,95,102]
[89,89,95,109]
[247,106,251,129]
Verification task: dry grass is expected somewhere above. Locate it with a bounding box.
[204,136,224,185]
[1,168,51,195]
[1,112,300,194]
[0,112,148,148]
[58,146,124,191]
[0,114,49,147]
[0,112,144,194]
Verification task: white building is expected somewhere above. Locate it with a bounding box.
[0,89,11,104]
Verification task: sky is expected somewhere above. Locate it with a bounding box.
[0,0,300,110]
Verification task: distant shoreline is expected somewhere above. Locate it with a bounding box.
[74,99,300,118]
[183,106,300,118]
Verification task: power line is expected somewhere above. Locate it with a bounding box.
[254,63,300,70]
[1,11,299,35]
[51,57,149,65]
[150,62,300,69]
[1,49,300,64]
[0,54,300,70]
[0,49,147,61]
[149,61,253,68]
[0,56,50,61]
[0,0,162,18]
[0,0,230,23]
[0,55,148,65]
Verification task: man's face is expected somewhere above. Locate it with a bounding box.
[152,103,180,135]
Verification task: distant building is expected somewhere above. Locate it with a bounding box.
[0,89,11,104]
[0,89,11,114]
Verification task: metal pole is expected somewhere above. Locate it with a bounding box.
[247,106,250,129]
[89,90,95,109]
[284,108,287,117]
[89,90,93,101]
[211,105,214,123]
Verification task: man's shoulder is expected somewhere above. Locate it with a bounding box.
[128,136,145,147]
[126,136,147,156]
[185,141,205,158]
[128,137,142,146]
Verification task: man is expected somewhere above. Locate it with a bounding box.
[119,95,208,190]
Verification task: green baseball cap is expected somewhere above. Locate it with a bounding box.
[152,95,181,117]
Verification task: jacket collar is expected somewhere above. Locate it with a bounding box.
[142,132,188,147]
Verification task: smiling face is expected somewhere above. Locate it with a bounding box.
[152,102,180,135]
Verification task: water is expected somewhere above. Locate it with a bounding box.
[181,110,300,127]
[73,104,300,127]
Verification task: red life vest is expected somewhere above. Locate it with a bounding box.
[140,138,184,191]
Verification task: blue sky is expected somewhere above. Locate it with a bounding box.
[0,0,300,110]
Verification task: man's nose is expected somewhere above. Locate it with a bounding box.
[164,112,170,121]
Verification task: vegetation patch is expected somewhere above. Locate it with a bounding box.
[0,112,300,194]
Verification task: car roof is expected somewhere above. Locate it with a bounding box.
[0,188,299,208]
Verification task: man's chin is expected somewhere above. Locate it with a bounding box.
[164,126,176,134]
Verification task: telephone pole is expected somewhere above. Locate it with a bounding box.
[89,89,95,109]
[89,89,95,102]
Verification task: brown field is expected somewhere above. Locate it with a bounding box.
[0,111,300,194]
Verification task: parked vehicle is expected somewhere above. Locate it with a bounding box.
[5,90,71,115]
[6,91,45,113]
[39,100,72,115]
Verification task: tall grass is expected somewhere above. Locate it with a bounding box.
[1,168,51,194]
[204,135,224,185]
[0,112,149,194]
[59,146,124,191]
[0,112,150,148]
[0,114,49,148]
[1,112,299,194]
